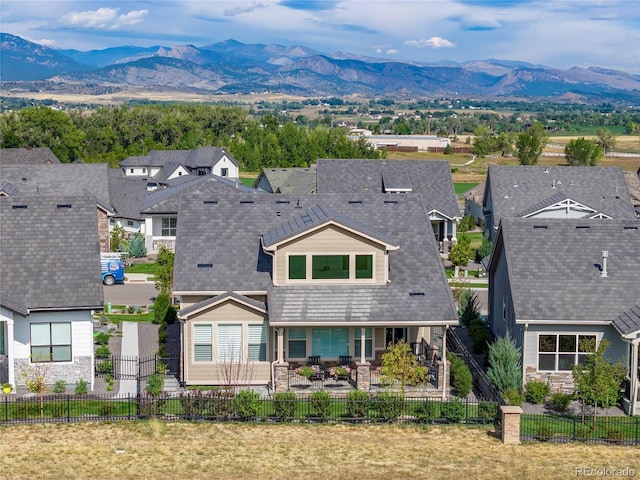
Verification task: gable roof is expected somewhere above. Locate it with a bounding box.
[108,170,148,221]
[0,163,114,213]
[484,165,636,231]
[142,174,260,214]
[0,195,104,312]
[493,218,640,332]
[0,147,61,165]
[173,193,458,325]
[120,147,238,169]
[253,166,317,194]
[316,159,461,219]
[179,292,267,320]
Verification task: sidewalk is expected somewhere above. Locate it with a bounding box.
[115,321,139,398]
[124,273,154,284]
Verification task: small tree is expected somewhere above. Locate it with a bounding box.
[565,137,603,166]
[380,339,428,396]
[21,356,54,420]
[449,233,473,275]
[128,233,147,258]
[515,121,548,165]
[487,335,522,395]
[476,232,493,261]
[154,246,174,296]
[572,339,626,425]
[110,225,127,252]
[595,128,616,155]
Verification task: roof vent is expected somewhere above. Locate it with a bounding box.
[544,168,549,174]
[276,200,290,204]
[12,205,27,209]
[533,225,548,230]
[409,292,425,297]
[240,200,254,204]
[348,200,362,205]
[56,204,72,209]
[601,251,608,277]
[197,263,213,268]
[384,200,398,204]
[575,225,589,229]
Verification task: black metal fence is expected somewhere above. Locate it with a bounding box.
[95,354,180,380]
[0,393,500,426]
[521,413,640,446]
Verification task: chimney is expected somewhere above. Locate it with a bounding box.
[601,250,609,277]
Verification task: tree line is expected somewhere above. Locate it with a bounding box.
[0,104,383,168]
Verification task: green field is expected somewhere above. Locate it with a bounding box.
[454,183,480,195]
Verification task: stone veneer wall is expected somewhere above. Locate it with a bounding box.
[14,356,92,388]
[97,209,110,253]
[525,366,574,393]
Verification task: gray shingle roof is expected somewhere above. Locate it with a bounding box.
[495,218,640,331]
[108,170,148,220]
[613,305,640,337]
[316,159,461,219]
[174,193,458,326]
[120,147,238,169]
[485,166,636,231]
[0,147,61,165]
[0,195,104,311]
[179,292,267,319]
[0,163,114,213]
[254,166,317,194]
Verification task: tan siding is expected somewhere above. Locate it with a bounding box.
[187,363,271,384]
[275,224,387,284]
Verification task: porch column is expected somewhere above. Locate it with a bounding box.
[631,339,640,415]
[277,328,285,363]
[441,325,448,401]
[6,318,15,390]
[360,327,366,364]
[450,220,457,244]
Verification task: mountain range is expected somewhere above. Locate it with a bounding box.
[2,33,640,103]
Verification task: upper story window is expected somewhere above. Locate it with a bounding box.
[221,168,229,177]
[287,254,373,282]
[162,217,177,236]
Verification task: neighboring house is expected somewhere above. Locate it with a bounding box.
[352,135,450,151]
[623,169,640,218]
[488,218,640,415]
[107,170,149,238]
[0,195,104,391]
[463,181,485,227]
[253,165,317,194]
[140,174,260,253]
[0,147,61,165]
[482,165,636,242]
[120,147,239,180]
[174,193,458,392]
[0,164,115,252]
[316,159,461,249]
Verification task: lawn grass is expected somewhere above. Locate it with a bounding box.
[240,177,256,187]
[1,422,638,479]
[124,262,158,274]
[454,182,480,195]
[100,312,155,323]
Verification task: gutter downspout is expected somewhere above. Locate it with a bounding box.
[441,325,448,401]
[522,323,528,390]
[631,338,640,415]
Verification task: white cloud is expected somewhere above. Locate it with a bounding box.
[224,2,267,17]
[404,37,455,49]
[386,48,398,55]
[60,7,148,31]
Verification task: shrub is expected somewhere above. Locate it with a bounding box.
[477,402,499,422]
[487,335,522,394]
[128,234,147,258]
[309,390,332,419]
[75,379,89,396]
[372,392,404,422]
[606,427,624,441]
[145,374,164,397]
[93,331,110,346]
[469,317,489,354]
[457,215,476,233]
[273,391,297,421]
[525,380,550,404]
[53,380,66,394]
[448,354,472,398]
[99,403,116,417]
[534,423,554,440]
[233,390,260,419]
[549,392,572,413]
[413,402,430,422]
[179,390,234,418]
[153,293,171,325]
[503,388,525,406]
[441,399,465,423]
[138,397,166,417]
[97,360,113,375]
[95,345,111,358]
[346,390,369,418]
[46,401,66,418]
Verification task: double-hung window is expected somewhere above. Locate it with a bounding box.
[193,324,213,362]
[288,328,307,359]
[538,334,596,371]
[161,217,177,236]
[30,322,71,362]
[218,324,242,362]
[248,324,267,361]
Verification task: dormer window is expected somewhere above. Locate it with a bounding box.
[287,254,373,281]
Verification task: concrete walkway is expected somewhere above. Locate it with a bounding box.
[116,321,139,398]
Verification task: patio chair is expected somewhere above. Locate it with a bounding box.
[307,356,325,381]
[339,355,352,366]
[308,356,321,366]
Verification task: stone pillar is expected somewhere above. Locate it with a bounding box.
[500,406,523,445]
[356,362,371,391]
[274,363,290,393]
[436,359,450,391]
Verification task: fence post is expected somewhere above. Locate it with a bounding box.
[500,406,523,445]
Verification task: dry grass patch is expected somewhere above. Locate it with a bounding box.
[0,422,638,479]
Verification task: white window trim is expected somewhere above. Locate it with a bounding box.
[285,252,377,285]
[536,332,598,372]
[192,321,269,364]
[30,322,73,363]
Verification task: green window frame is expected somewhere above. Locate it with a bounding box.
[193,324,212,362]
[355,255,373,279]
[30,322,71,362]
[248,324,267,361]
[288,328,307,359]
[312,255,349,279]
[288,255,306,280]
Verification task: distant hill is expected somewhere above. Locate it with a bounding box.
[2,32,640,103]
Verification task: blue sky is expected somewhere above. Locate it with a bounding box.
[2,0,639,73]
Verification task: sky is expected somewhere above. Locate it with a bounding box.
[1,0,639,73]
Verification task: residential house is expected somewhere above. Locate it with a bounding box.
[140,175,260,253]
[253,166,317,194]
[316,159,461,249]
[174,193,458,393]
[488,218,640,414]
[107,170,149,238]
[0,164,115,252]
[0,195,104,391]
[482,165,636,242]
[624,169,640,218]
[120,147,239,180]
[463,181,486,227]
[0,147,61,165]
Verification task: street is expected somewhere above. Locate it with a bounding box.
[103,282,158,307]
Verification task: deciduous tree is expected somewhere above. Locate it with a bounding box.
[515,121,548,165]
[565,137,603,166]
